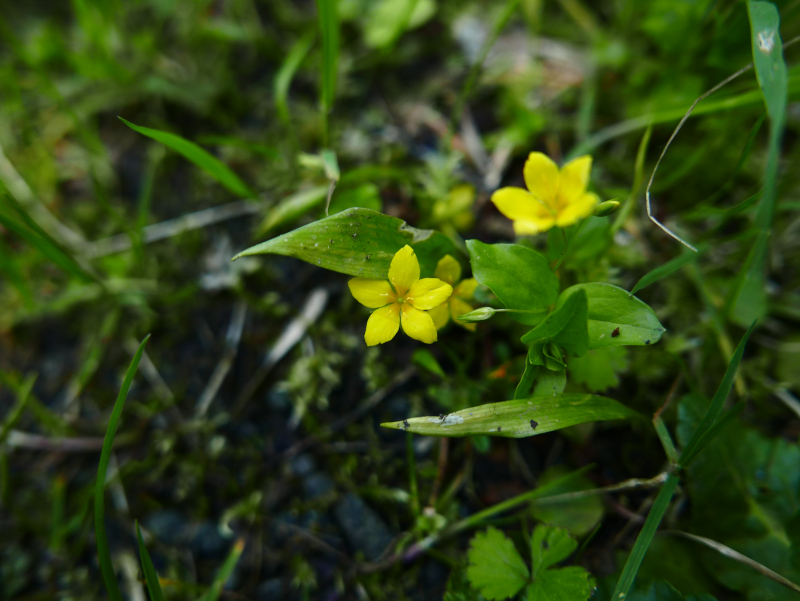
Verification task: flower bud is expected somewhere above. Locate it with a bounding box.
[593,199,621,217]
[457,307,496,323]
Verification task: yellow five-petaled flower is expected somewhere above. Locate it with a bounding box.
[491,152,599,235]
[349,245,453,346]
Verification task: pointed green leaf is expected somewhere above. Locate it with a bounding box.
[258,185,329,234]
[531,525,578,577]
[467,527,529,600]
[561,283,665,349]
[136,522,165,601]
[382,393,639,438]
[275,31,315,124]
[119,118,253,198]
[234,208,463,279]
[467,240,558,325]
[521,289,589,358]
[630,247,705,296]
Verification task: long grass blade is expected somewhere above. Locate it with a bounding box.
[682,402,746,468]
[612,472,680,599]
[729,1,788,326]
[95,334,151,601]
[136,521,166,601]
[119,118,253,198]
[679,322,755,466]
[315,0,339,146]
[275,31,315,125]
[199,538,245,601]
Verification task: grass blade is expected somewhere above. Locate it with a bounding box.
[679,322,755,466]
[199,538,245,601]
[682,402,745,468]
[612,472,680,599]
[315,0,339,145]
[652,416,679,466]
[729,1,788,326]
[118,118,253,198]
[95,334,151,601]
[275,31,315,125]
[136,521,166,601]
[630,245,705,296]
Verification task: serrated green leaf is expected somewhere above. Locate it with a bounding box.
[527,566,595,601]
[561,283,665,349]
[467,241,558,325]
[235,208,463,279]
[568,347,629,393]
[521,289,589,358]
[382,393,639,438]
[531,524,578,577]
[467,527,529,600]
[118,118,253,198]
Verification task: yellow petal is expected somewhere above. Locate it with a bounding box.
[556,192,600,227]
[388,245,419,296]
[558,155,592,206]
[450,297,477,331]
[453,278,478,300]
[364,304,400,346]
[400,304,438,343]
[348,278,396,308]
[513,216,556,235]
[407,278,453,310]
[523,152,559,206]
[428,303,450,330]
[434,255,461,285]
[492,187,554,223]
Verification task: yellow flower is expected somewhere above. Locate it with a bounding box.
[428,255,479,332]
[348,245,453,346]
[491,152,600,235]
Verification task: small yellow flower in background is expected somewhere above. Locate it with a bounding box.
[349,245,453,346]
[491,152,600,235]
[428,255,479,332]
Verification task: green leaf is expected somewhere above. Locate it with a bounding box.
[118,118,253,198]
[327,183,382,215]
[364,0,436,50]
[531,524,578,577]
[412,348,445,377]
[532,368,566,396]
[514,362,538,400]
[95,335,150,601]
[199,539,245,601]
[258,185,330,234]
[466,527,530,600]
[531,468,604,537]
[561,283,665,349]
[382,393,639,438]
[679,322,755,466]
[568,347,628,393]
[274,31,315,124]
[316,0,339,114]
[136,521,165,601]
[527,566,594,601]
[445,566,488,601]
[521,289,589,358]
[234,208,463,279]
[466,241,559,325]
[730,2,788,327]
[612,473,681,600]
[630,246,705,296]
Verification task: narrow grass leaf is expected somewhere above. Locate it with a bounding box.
[382,393,640,438]
[119,118,253,198]
[612,472,680,599]
[199,538,245,601]
[95,334,150,601]
[275,31,315,124]
[730,2,788,326]
[236,207,463,279]
[258,185,329,234]
[136,521,165,601]
[316,0,339,114]
[630,245,706,296]
[680,321,755,465]
[682,402,746,469]
[653,416,679,465]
